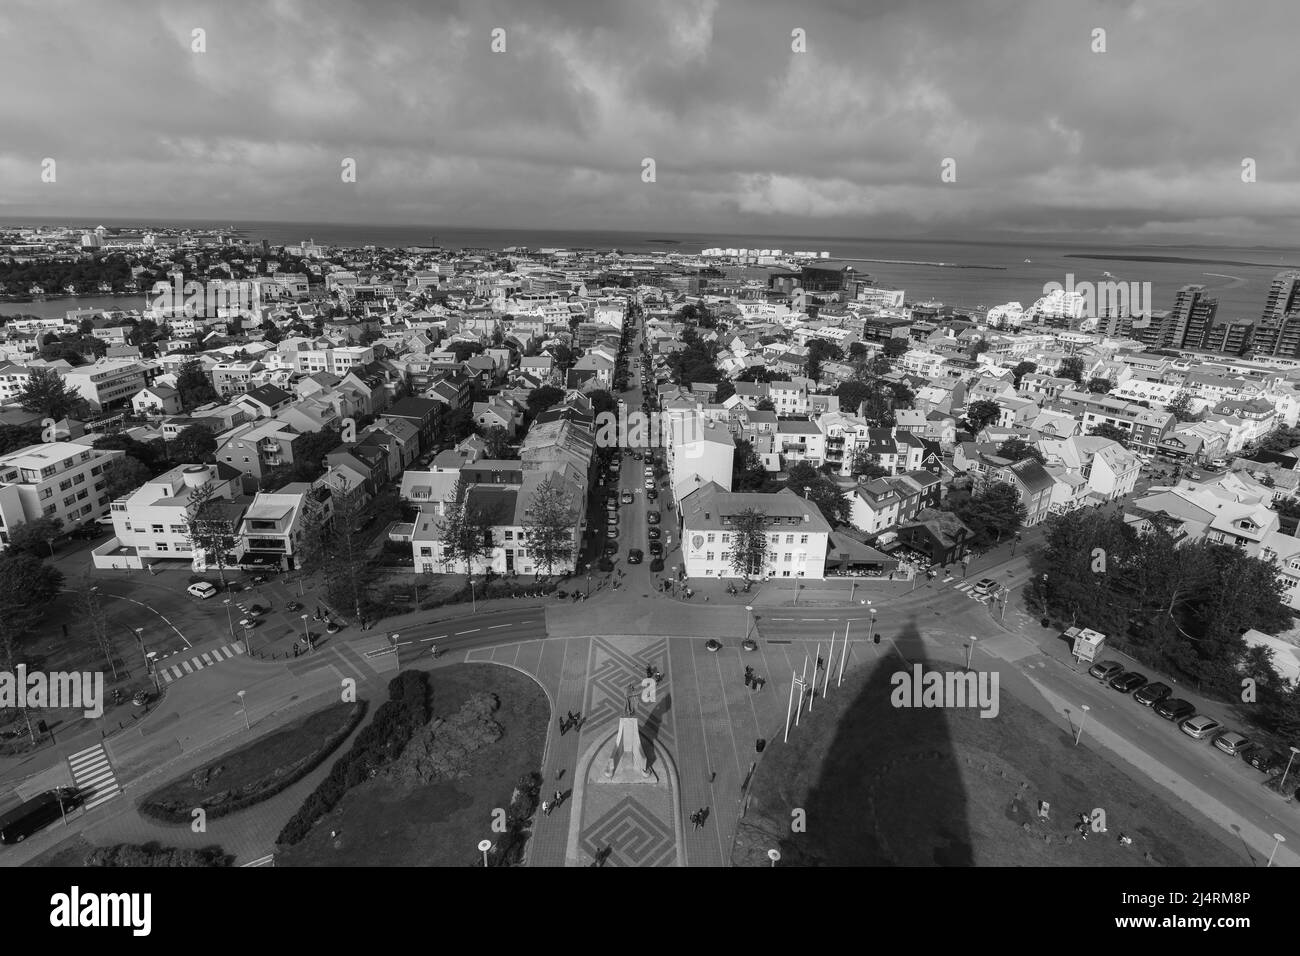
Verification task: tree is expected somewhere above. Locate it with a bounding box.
[449,341,485,363]
[1166,390,1199,423]
[755,398,775,412]
[968,339,991,359]
[260,320,283,344]
[0,424,43,455]
[850,448,888,480]
[714,380,736,404]
[951,480,1026,546]
[996,437,1046,465]
[169,425,218,464]
[103,455,153,500]
[1086,377,1112,394]
[77,579,121,680]
[176,360,219,410]
[185,481,239,588]
[0,551,64,643]
[588,389,618,419]
[526,386,564,421]
[733,438,777,493]
[963,399,1001,433]
[883,337,910,359]
[1011,360,1037,388]
[18,367,77,421]
[320,477,371,621]
[521,475,577,578]
[437,480,499,582]
[784,462,850,527]
[728,508,771,580]
[4,516,64,557]
[1088,422,1131,447]
[1058,357,1086,383]
[480,426,516,460]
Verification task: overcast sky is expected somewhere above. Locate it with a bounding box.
[1,0,1296,244]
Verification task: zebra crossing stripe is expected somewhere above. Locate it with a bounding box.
[201,653,213,665]
[181,661,193,674]
[67,745,121,810]
[161,669,173,684]
[232,643,245,655]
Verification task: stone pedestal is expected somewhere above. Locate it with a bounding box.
[603,716,649,779]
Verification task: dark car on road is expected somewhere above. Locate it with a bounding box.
[1133,682,1172,707]
[647,527,662,540]
[647,510,661,525]
[649,542,664,558]
[1213,730,1253,757]
[1108,671,1147,693]
[1154,698,1196,722]
[603,541,618,556]
[650,557,664,572]
[646,488,658,501]
[1088,660,1125,681]
[628,549,643,564]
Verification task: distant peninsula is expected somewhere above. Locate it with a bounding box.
[1066,253,1298,269]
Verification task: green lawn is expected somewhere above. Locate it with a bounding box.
[139,701,364,823]
[276,664,548,866]
[733,656,1248,867]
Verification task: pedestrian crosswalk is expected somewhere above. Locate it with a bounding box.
[156,642,245,684]
[67,743,121,811]
[952,581,993,604]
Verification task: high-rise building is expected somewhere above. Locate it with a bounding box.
[1252,271,1300,358]
[1170,285,1219,350]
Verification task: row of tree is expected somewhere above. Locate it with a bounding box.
[1031,508,1300,738]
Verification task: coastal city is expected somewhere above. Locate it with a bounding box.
[0,221,1297,883]
[1,0,1296,938]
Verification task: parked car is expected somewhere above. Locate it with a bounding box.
[647,510,661,525]
[649,542,664,558]
[606,527,618,539]
[647,527,662,540]
[286,601,304,613]
[971,578,1000,598]
[1247,749,1285,774]
[1133,681,1172,706]
[1154,698,1196,722]
[650,557,664,572]
[621,491,634,505]
[646,488,658,500]
[238,618,259,630]
[1108,671,1148,693]
[604,541,619,556]
[705,639,722,652]
[246,604,265,617]
[1179,715,1222,740]
[187,582,217,599]
[1213,730,1253,757]
[742,638,758,652]
[628,548,644,564]
[1088,659,1125,681]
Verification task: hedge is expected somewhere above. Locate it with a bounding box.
[276,670,430,846]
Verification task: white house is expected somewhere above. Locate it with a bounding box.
[679,482,830,580]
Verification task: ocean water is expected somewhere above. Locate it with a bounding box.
[5,217,1299,321]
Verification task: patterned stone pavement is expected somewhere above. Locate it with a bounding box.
[465,630,849,866]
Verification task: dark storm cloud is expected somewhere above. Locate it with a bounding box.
[0,0,1295,242]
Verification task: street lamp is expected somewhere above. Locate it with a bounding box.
[223,598,235,640]
[1268,833,1286,868]
[1281,746,1300,793]
[300,613,310,649]
[1074,704,1090,747]
[478,839,492,867]
[966,635,977,671]
[745,605,753,641]
[587,572,592,598]
[767,848,780,867]
[867,606,877,645]
[46,537,55,558]
[236,690,249,731]
[1011,531,1022,557]
[803,486,811,500]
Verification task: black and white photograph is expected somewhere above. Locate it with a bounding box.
[0,0,1294,936]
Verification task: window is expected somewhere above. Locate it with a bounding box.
[155,542,169,551]
[76,490,88,501]
[73,474,85,485]
[800,534,809,544]
[785,534,794,544]
[151,524,164,533]
[504,530,514,540]
[170,524,187,534]
[707,533,715,543]
[721,533,731,544]
[721,551,730,562]
[59,479,72,491]
[706,552,714,561]
[63,495,76,507]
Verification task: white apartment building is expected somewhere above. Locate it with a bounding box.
[62,359,147,412]
[0,363,31,402]
[282,345,376,376]
[665,410,734,505]
[0,442,123,546]
[97,463,243,570]
[679,482,830,580]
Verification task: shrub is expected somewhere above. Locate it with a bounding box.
[86,842,232,867]
[276,671,430,846]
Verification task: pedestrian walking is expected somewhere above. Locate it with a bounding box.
[744,672,753,688]
[559,716,568,736]
[709,770,716,784]
[817,656,825,671]
[542,800,552,816]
